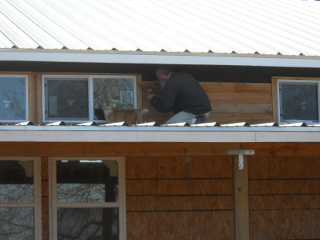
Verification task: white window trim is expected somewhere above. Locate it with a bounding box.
[49,157,126,240]
[0,157,41,240]
[42,75,137,123]
[0,74,29,123]
[277,78,320,124]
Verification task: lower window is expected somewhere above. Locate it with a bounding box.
[50,157,126,240]
[0,158,41,240]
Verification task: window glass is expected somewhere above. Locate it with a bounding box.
[44,75,138,122]
[280,82,319,122]
[57,208,118,240]
[56,160,119,203]
[0,76,27,121]
[93,77,136,120]
[0,160,34,202]
[53,158,122,240]
[0,207,34,240]
[46,79,89,120]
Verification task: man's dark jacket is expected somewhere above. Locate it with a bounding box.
[150,72,212,115]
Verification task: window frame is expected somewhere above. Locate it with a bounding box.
[49,157,126,240]
[42,74,139,123]
[272,77,320,124]
[0,74,29,123]
[0,157,41,240]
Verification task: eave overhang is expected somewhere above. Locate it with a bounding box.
[1,49,320,68]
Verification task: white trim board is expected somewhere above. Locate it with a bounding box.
[1,49,320,68]
[1,129,320,142]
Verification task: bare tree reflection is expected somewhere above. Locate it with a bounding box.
[56,160,119,240]
[0,78,26,120]
[0,160,34,240]
[0,208,34,240]
[93,78,135,120]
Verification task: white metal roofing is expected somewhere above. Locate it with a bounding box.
[1,121,320,143]
[1,0,320,66]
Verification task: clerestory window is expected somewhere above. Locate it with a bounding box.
[43,75,138,122]
[274,77,320,124]
[0,75,28,122]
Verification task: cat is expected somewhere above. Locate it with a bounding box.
[101,103,148,125]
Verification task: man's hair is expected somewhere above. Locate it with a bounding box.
[156,66,172,76]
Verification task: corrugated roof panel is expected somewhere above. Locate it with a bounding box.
[0,0,64,49]
[0,28,15,48]
[16,0,91,50]
[0,0,320,56]
[0,9,39,48]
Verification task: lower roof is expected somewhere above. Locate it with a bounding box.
[1,123,320,143]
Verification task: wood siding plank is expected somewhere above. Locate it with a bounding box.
[141,81,273,124]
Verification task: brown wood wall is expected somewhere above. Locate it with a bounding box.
[248,156,320,240]
[141,81,273,124]
[1,142,320,239]
[126,156,234,240]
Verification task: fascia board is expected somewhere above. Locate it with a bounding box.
[1,49,320,68]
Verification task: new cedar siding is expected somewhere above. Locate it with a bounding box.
[142,81,273,124]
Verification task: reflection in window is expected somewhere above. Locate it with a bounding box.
[0,208,34,240]
[46,79,89,120]
[0,76,27,121]
[280,82,319,123]
[57,208,118,240]
[0,160,34,202]
[56,160,118,203]
[43,75,138,122]
[0,160,35,240]
[55,159,120,240]
[93,77,136,120]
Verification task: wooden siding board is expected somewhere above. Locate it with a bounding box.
[249,179,320,195]
[158,156,233,179]
[158,179,233,195]
[248,156,320,179]
[200,82,271,93]
[126,155,234,239]
[159,212,234,240]
[141,81,273,124]
[212,113,273,124]
[126,196,158,211]
[242,143,320,156]
[126,212,159,240]
[248,155,320,240]
[126,180,158,195]
[0,142,241,156]
[250,195,320,210]
[158,195,233,211]
[250,210,320,240]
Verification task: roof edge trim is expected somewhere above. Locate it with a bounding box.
[1,49,320,68]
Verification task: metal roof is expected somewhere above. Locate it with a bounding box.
[0,0,320,55]
[1,121,320,143]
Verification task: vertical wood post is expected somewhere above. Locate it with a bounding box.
[41,157,49,240]
[228,150,254,240]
